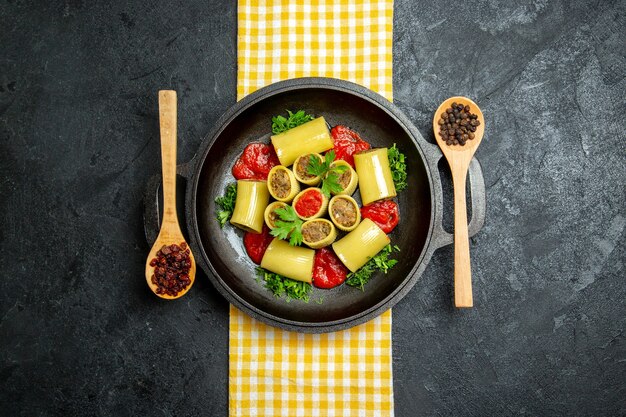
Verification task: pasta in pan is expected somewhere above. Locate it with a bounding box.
[332,218,390,272]
[292,188,329,220]
[328,195,361,232]
[267,166,300,202]
[270,117,334,166]
[353,148,396,205]
[301,219,337,249]
[260,238,315,283]
[230,180,270,234]
[329,160,358,196]
[264,201,288,230]
[293,153,324,186]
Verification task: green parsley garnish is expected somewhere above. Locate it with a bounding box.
[271,110,315,135]
[307,150,348,197]
[215,183,237,227]
[388,144,407,192]
[256,267,312,302]
[269,205,303,246]
[345,244,400,290]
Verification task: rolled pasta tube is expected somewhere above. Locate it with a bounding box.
[267,166,300,202]
[329,160,358,196]
[332,218,390,272]
[230,180,270,234]
[328,195,361,232]
[261,238,315,283]
[354,148,397,206]
[264,201,288,230]
[270,117,334,166]
[292,188,329,220]
[301,219,337,249]
[293,153,323,186]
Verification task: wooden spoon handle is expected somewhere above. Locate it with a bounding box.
[452,167,473,308]
[158,90,181,233]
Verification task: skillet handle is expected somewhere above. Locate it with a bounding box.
[467,158,486,238]
[142,159,195,246]
[423,142,486,249]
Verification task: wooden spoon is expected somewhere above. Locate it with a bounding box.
[145,90,196,299]
[433,96,485,308]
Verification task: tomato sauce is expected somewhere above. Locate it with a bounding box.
[294,189,323,218]
[360,200,400,234]
[330,125,371,168]
[312,247,349,289]
[243,225,274,264]
[232,143,280,180]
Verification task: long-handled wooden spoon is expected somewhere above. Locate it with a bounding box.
[433,96,485,308]
[145,90,196,299]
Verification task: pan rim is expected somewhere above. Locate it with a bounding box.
[187,77,437,332]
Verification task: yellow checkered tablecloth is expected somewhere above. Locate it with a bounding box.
[237,0,393,101]
[231,1,394,416]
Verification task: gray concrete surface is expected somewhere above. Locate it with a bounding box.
[1,0,624,415]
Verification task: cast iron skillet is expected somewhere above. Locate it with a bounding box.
[144,78,486,333]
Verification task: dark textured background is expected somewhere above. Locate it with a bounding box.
[1,0,624,416]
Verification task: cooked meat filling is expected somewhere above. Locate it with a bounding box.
[337,169,351,189]
[332,199,357,227]
[296,155,317,180]
[270,170,290,198]
[268,209,281,227]
[302,221,331,242]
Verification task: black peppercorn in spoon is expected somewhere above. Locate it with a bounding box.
[433,96,484,308]
[145,91,196,299]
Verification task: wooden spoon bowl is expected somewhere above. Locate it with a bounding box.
[145,90,196,299]
[145,239,197,300]
[433,96,484,153]
[432,96,484,308]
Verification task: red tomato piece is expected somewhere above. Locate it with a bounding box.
[232,158,257,180]
[232,143,280,180]
[294,189,323,218]
[313,247,349,289]
[243,225,274,264]
[360,200,400,234]
[330,125,371,168]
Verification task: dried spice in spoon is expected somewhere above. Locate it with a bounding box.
[149,242,192,297]
[437,102,481,146]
